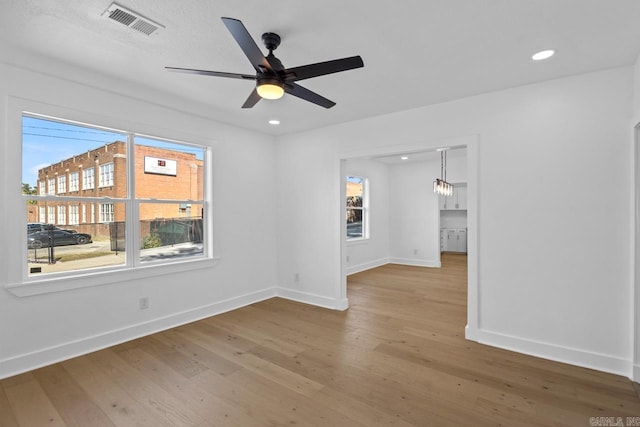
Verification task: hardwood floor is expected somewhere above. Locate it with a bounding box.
[2,253,640,426]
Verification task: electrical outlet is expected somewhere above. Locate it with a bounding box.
[139,297,149,310]
[414,249,418,255]
[294,273,300,282]
[346,255,350,263]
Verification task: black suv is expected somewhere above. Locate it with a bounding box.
[27,223,77,234]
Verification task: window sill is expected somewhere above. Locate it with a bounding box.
[347,238,370,246]
[5,256,221,297]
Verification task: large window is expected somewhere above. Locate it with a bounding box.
[346,176,368,240]
[20,114,210,280]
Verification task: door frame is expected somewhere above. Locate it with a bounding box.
[337,134,480,339]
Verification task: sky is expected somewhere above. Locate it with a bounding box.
[22,116,204,187]
[346,175,364,198]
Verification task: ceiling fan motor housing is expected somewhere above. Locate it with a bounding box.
[262,32,281,51]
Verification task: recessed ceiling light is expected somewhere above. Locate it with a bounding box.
[400,156,409,160]
[268,119,280,125]
[532,49,555,61]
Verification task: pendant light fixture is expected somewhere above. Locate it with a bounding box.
[433,149,454,196]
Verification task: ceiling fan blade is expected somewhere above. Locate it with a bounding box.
[165,67,256,80]
[242,88,262,108]
[285,83,336,108]
[221,17,272,72]
[284,56,364,82]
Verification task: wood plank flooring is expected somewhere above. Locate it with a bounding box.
[2,253,640,426]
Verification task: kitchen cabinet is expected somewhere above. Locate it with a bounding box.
[441,228,467,253]
[439,183,467,210]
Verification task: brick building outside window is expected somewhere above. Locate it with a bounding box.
[33,141,204,238]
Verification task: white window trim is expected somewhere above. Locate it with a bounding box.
[99,202,114,223]
[6,100,216,297]
[69,205,79,225]
[82,167,95,190]
[57,175,66,194]
[69,172,79,192]
[346,176,369,242]
[57,205,66,225]
[98,162,114,188]
[47,178,55,195]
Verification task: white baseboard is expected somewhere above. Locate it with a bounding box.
[464,324,479,341]
[633,364,640,383]
[277,287,348,311]
[0,287,277,380]
[473,328,631,379]
[346,258,389,275]
[389,258,441,268]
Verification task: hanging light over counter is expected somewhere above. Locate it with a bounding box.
[433,149,454,196]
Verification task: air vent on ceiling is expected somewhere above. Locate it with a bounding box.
[102,3,164,36]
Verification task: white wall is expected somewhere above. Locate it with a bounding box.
[632,54,640,380]
[0,60,279,378]
[276,66,634,376]
[388,161,440,267]
[386,152,468,265]
[345,159,390,275]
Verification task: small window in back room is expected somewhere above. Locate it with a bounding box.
[346,175,368,240]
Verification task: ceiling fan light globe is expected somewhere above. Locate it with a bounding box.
[257,82,284,100]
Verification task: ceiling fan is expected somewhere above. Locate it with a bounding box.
[166,17,364,109]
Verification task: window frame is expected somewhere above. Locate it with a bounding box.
[7,104,216,297]
[69,204,79,225]
[99,202,114,223]
[47,178,55,195]
[57,205,66,225]
[69,171,79,192]
[346,175,369,241]
[82,167,94,190]
[98,162,114,188]
[57,174,66,194]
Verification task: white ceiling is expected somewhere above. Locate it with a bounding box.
[2,1,640,136]
[373,147,467,165]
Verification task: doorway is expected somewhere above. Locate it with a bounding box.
[338,135,479,340]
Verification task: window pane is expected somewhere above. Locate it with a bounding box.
[346,176,365,239]
[134,136,204,200]
[346,176,363,207]
[139,202,204,262]
[26,201,126,276]
[22,115,127,199]
[347,208,364,238]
